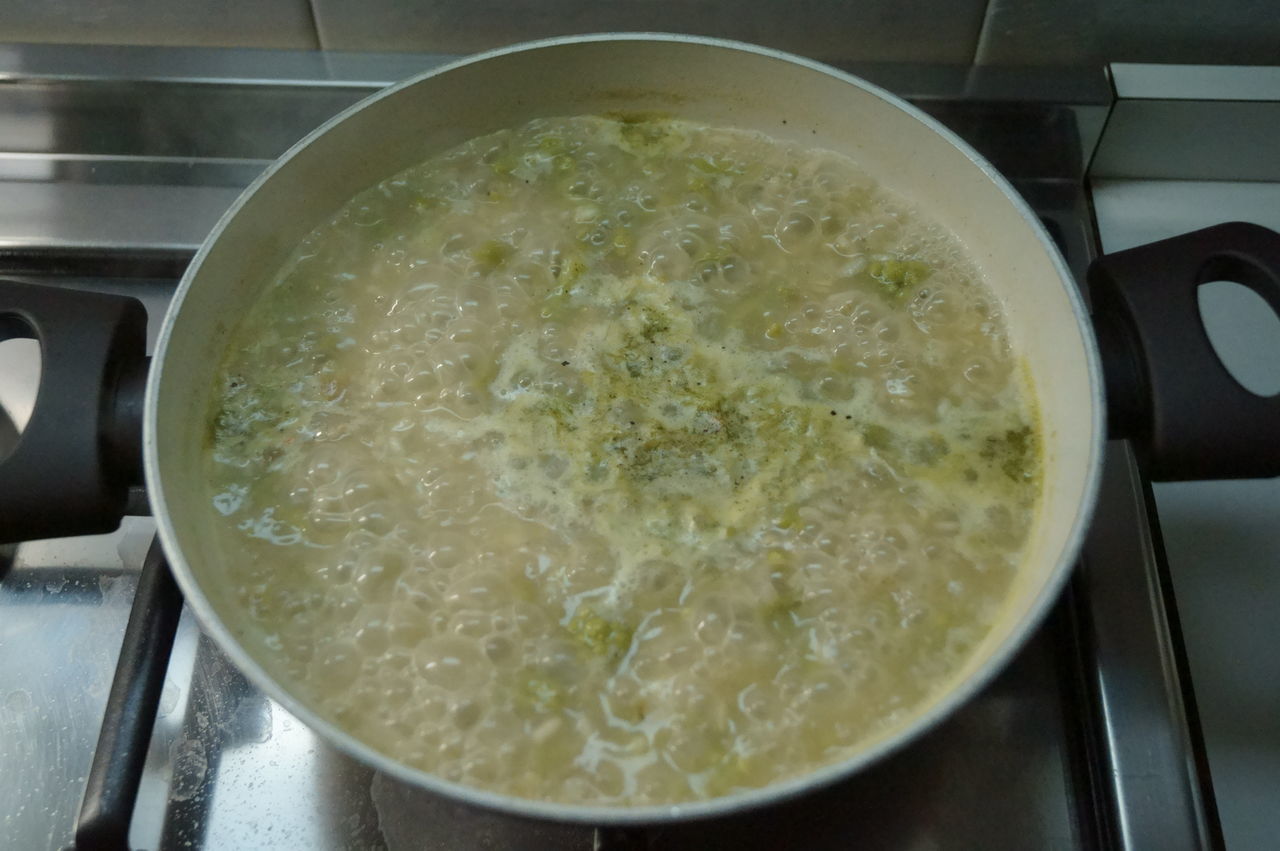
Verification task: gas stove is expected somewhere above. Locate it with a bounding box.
[0,45,1252,850]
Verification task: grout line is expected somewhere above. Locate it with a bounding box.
[305,0,326,51]
[972,0,1000,66]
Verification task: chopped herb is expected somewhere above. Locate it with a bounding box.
[566,606,633,661]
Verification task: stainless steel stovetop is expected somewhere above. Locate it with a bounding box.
[0,45,1224,850]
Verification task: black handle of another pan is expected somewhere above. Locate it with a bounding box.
[1090,221,1280,481]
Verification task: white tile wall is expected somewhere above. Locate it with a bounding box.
[1100,0,1280,65]
[307,0,990,64]
[5,0,1278,69]
[2,0,319,50]
[975,0,1099,65]
[977,0,1280,66]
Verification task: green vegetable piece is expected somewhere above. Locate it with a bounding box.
[868,258,932,299]
[861,423,893,452]
[409,193,440,212]
[610,228,633,254]
[554,257,587,288]
[522,674,565,712]
[472,240,512,271]
[910,433,949,466]
[980,424,1036,483]
[566,606,633,661]
[538,135,566,154]
[490,154,519,175]
[605,110,668,125]
[1005,425,1031,455]
[641,311,670,341]
[691,154,743,175]
[618,120,671,153]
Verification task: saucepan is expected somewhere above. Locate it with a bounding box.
[2,34,1279,826]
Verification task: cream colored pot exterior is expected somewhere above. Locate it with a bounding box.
[145,35,1105,823]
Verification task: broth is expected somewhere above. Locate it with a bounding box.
[205,115,1040,805]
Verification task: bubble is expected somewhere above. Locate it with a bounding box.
[483,634,516,665]
[314,643,360,682]
[777,212,816,251]
[416,638,484,690]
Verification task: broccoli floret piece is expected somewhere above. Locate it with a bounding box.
[868,258,931,299]
[566,606,633,661]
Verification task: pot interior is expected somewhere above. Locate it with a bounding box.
[148,34,1102,820]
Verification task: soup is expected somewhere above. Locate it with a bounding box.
[205,115,1040,805]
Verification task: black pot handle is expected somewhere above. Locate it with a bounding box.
[0,280,149,543]
[1089,221,1280,481]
